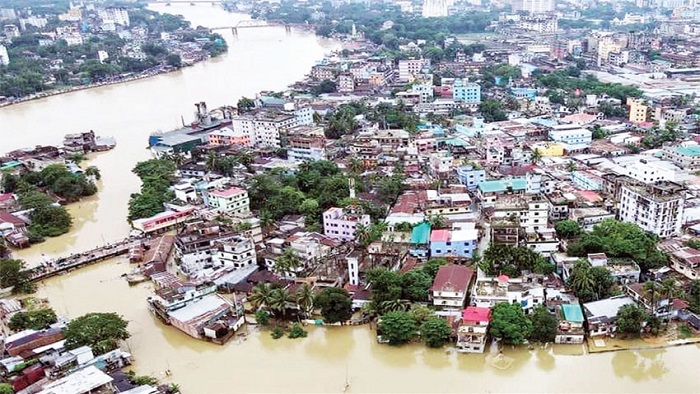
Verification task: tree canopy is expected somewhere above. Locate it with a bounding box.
[555,220,582,239]
[64,312,130,354]
[315,287,353,323]
[0,258,35,294]
[616,304,647,338]
[128,159,176,222]
[527,305,558,343]
[9,308,57,331]
[566,260,615,303]
[566,219,666,272]
[480,244,554,277]
[489,302,532,345]
[379,311,417,346]
[420,317,451,348]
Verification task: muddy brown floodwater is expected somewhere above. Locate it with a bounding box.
[2,4,700,393]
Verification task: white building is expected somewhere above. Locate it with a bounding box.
[422,0,452,17]
[98,7,130,26]
[322,206,371,242]
[211,237,257,270]
[621,158,675,184]
[430,264,474,317]
[19,16,48,30]
[206,187,250,216]
[513,0,555,14]
[231,112,297,148]
[398,58,425,83]
[549,124,592,149]
[618,181,685,238]
[0,44,8,66]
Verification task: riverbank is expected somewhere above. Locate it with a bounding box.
[0,65,185,109]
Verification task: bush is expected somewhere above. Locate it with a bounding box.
[287,323,308,339]
[271,326,284,339]
[254,310,270,326]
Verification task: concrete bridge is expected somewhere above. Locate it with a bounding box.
[210,20,291,36]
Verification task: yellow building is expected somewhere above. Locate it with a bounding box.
[628,98,648,124]
[532,142,564,157]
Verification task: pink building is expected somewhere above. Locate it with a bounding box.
[322,207,371,242]
[207,127,250,147]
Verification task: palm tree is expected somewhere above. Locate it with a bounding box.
[348,158,363,174]
[205,152,219,173]
[269,287,291,318]
[570,261,595,299]
[643,281,662,315]
[660,277,681,326]
[380,299,410,313]
[566,161,576,172]
[355,223,372,248]
[260,210,275,236]
[428,214,446,229]
[296,283,315,318]
[275,248,302,278]
[531,148,543,164]
[85,166,101,181]
[249,283,274,311]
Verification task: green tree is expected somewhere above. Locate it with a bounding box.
[0,383,14,394]
[409,303,434,324]
[531,148,543,164]
[379,311,417,346]
[248,283,274,311]
[8,308,58,331]
[315,287,352,323]
[528,305,558,343]
[0,258,35,294]
[489,302,532,345]
[420,317,451,348]
[616,304,647,338]
[400,269,432,302]
[687,280,700,314]
[29,205,72,237]
[566,260,614,303]
[166,53,182,68]
[17,191,53,210]
[479,99,508,122]
[555,220,582,239]
[269,288,291,317]
[295,282,316,318]
[274,248,303,278]
[64,312,130,354]
[237,97,256,113]
[85,166,101,181]
[287,323,308,339]
[254,310,270,326]
[423,258,448,279]
[366,268,402,312]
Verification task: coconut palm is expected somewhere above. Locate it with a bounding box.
[275,248,302,279]
[249,283,274,311]
[428,214,446,229]
[643,281,662,315]
[296,283,316,318]
[85,166,101,181]
[269,288,291,318]
[260,210,275,236]
[348,158,364,174]
[569,261,595,300]
[380,299,410,313]
[355,223,372,248]
[531,148,543,164]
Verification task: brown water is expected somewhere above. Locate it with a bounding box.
[4,5,700,392]
[35,258,700,393]
[0,3,337,265]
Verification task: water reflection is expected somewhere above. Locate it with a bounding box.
[420,347,452,370]
[535,347,556,371]
[612,349,669,381]
[304,326,355,361]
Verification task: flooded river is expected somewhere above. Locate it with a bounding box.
[3,4,700,393]
[1,3,337,265]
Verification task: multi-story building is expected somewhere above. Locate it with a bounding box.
[337,73,355,92]
[0,44,8,66]
[516,14,558,33]
[98,7,130,26]
[231,111,296,148]
[413,83,434,104]
[570,208,615,231]
[429,224,479,260]
[628,98,648,124]
[422,0,451,17]
[206,187,250,216]
[286,125,327,162]
[456,307,490,353]
[19,16,48,30]
[430,264,475,317]
[621,158,674,184]
[452,79,481,104]
[662,144,700,170]
[322,207,371,242]
[207,127,250,147]
[618,181,685,238]
[476,175,540,207]
[310,64,337,80]
[571,170,604,191]
[491,195,550,232]
[398,58,425,82]
[211,236,257,270]
[512,0,555,13]
[471,275,560,314]
[555,304,585,344]
[456,165,486,190]
[669,247,700,280]
[548,124,592,149]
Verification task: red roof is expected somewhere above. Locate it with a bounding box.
[0,194,14,202]
[497,274,510,282]
[0,211,24,226]
[430,229,451,243]
[430,264,474,292]
[390,191,421,214]
[209,187,246,198]
[462,307,491,323]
